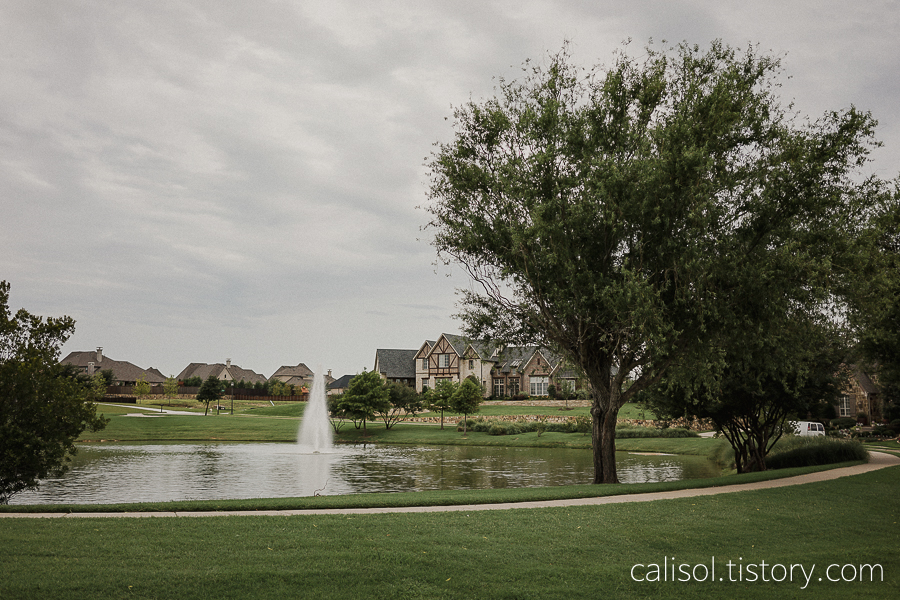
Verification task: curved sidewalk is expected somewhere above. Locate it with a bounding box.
[3,451,897,519]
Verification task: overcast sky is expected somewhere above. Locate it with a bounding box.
[2,1,898,380]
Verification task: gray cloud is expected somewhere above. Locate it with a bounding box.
[2,0,898,377]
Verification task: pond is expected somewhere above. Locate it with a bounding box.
[10,443,721,505]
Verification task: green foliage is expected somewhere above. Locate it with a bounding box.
[163,376,179,399]
[830,417,857,429]
[97,368,115,386]
[848,191,900,408]
[339,371,389,431]
[426,40,887,483]
[429,379,458,430]
[132,374,151,399]
[327,394,349,433]
[182,376,203,387]
[0,281,108,504]
[196,375,224,416]
[459,417,696,439]
[450,378,483,433]
[766,437,868,469]
[643,320,846,474]
[379,381,424,429]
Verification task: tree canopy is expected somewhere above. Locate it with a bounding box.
[0,281,108,504]
[426,40,886,483]
[196,375,224,416]
[339,370,389,431]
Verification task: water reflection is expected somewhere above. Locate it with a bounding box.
[11,443,721,505]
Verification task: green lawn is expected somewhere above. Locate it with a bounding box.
[1,465,896,599]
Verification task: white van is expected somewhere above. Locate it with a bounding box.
[791,421,825,437]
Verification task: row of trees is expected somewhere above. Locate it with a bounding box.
[426,39,900,481]
[329,372,483,433]
[181,376,302,397]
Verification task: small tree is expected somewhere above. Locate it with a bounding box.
[327,394,349,433]
[133,374,151,400]
[89,373,108,402]
[163,375,179,399]
[98,368,115,386]
[339,371,389,432]
[557,379,575,409]
[430,380,458,430]
[197,375,224,416]
[378,381,425,429]
[450,377,483,435]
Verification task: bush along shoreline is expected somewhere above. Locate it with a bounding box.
[457,417,699,438]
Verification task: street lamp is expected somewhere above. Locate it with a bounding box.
[231,381,234,415]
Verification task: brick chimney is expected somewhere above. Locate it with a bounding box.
[96,347,103,363]
[327,369,332,378]
[88,361,95,376]
[226,358,231,367]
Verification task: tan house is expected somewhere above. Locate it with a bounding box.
[412,333,569,398]
[61,347,166,385]
[177,359,267,386]
[838,366,881,423]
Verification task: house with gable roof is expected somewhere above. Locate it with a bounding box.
[176,359,267,386]
[374,349,418,387]
[411,333,570,398]
[61,347,166,386]
[837,365,882,423]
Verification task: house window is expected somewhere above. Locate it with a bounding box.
[421,378,430,391]
[508,378,520,396]
[493,378,505,397]
[421,358,428,370]
[530,376,549,397]
[468,359,474,369]
[439,354,450,368]
[839,395,852,417]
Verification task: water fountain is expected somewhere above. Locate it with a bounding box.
[297,365,334,453]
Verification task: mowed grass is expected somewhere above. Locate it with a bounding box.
[1,466,897,600]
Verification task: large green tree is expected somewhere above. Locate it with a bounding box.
[850,191,900,418]
[378,381,424,429]
[0,281,108,504]
[426,41,883,483]
[196,375,224,416]
[642,316,846,472]
[339,371,389,432]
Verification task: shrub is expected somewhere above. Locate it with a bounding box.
[766,437,868,470]
[830,417,856,430]
[488,423,507,436]
[614,427,698,439]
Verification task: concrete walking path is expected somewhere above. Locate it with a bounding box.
[3,452,896,519]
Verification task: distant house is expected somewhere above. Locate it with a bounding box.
[374,349,418,387]
[269,364,336,389]
[838,366,882,423]
[61,347,166,386]
[176,359,267,386]
[412,333,569,398]
[327,374,354,396]
[270,363,314,388]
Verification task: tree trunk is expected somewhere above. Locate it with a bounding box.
[590,402,620,484]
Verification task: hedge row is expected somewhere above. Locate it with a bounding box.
[457,417,698,438]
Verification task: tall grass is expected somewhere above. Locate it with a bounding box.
[766,436,868,469]
[705,435,869,471]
